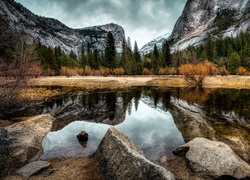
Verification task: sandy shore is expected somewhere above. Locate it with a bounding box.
[29,75,250,89]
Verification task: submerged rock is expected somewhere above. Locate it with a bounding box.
[95,126,175,180]
[17,161,53,177]
[1,114,54,178]
[174,137,250,179]
[76,131,89,142]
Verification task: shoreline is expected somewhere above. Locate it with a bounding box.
[29,75,250,89]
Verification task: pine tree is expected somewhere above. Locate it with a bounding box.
[228,51,241,74]
[69,50,77,61]
[162,40,171,67]
[205,34,215,62]
[104,32,117,68]
[80,44,88,68]
[54,46,62,72]
[93,49,101,69]
[120,38,127,70]
[133,41,142,74]
[46,47,58,74]
[152,44,159,74]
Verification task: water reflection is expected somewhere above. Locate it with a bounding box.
[116,100,184,164]
[35,87,250,164]
[40,121,110,160]
[40,98,184,165]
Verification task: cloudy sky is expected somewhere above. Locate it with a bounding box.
[15,0,186,48]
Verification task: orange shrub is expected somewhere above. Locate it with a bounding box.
[237,66,250,75]
[113,67,125,76]
[158,67,176,75]
[158,68,166,75]
[84,65,92,76]
[218,66,230,76]
[61,67,84,76]
[178,61,218,76]
[142,68,153,75]
[99,67,111,76]
[27,64,42,77]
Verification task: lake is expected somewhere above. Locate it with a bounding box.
[10,86,250,166]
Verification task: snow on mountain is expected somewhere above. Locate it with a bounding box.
[0,0,125,55]
[169,0,250,51]
[140,33,171,55]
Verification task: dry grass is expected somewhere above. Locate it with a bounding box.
[28,75,250,90]
[17,87,61,100]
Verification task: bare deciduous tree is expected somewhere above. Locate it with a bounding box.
[0,38,41,110]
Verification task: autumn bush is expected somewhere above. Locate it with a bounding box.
[99,67,111,76]
[237,66,250,75]
[112,67,125,76]
[60,67,84,77]
[178,60,218,86]
[84,65,92,76]
[142,68,153,75]
[218,66,230,76]
[158,67,176,75]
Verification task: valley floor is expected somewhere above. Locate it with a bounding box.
[29,75,250,90]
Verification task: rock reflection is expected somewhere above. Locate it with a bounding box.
[40,98,185,165]
[29,87,250,165]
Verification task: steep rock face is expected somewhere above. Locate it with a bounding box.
[0,0,125,54]
[169,0,250,50]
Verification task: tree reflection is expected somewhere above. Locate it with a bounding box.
[4,86,249,128]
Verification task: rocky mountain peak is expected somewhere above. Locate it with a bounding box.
[140,0,250,54]
[0,0,125,55]
[169,0,250,50]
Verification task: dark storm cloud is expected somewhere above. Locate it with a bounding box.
[15,0,186,47]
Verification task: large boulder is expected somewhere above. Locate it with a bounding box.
[1,114,54,178]
[170,98,250,163]
[174,137,250,179]
[94,126,175,180]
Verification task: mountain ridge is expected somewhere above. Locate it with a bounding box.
[140,0,250,54]
[0,0,125,55]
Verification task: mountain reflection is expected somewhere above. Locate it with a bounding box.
[38,86,250,165]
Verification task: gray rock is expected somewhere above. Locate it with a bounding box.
[175,137,250,179]
[95,126,175,180]
[0,127,11,179]
[170,98,250,163]
[17,161,53,177]
[1,114,54,178]
[0,127,11,155]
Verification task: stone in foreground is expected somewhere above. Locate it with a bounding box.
[174,137,250,179]
[17,161,53,177]
[95,126,175,180]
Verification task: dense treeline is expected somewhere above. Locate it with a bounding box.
[173,32,250,74]
[1,18,250,77]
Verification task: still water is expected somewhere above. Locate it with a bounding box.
[36,87,250,165]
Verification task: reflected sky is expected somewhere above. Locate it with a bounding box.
[116,100,184,163]
[40,99,184,165]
